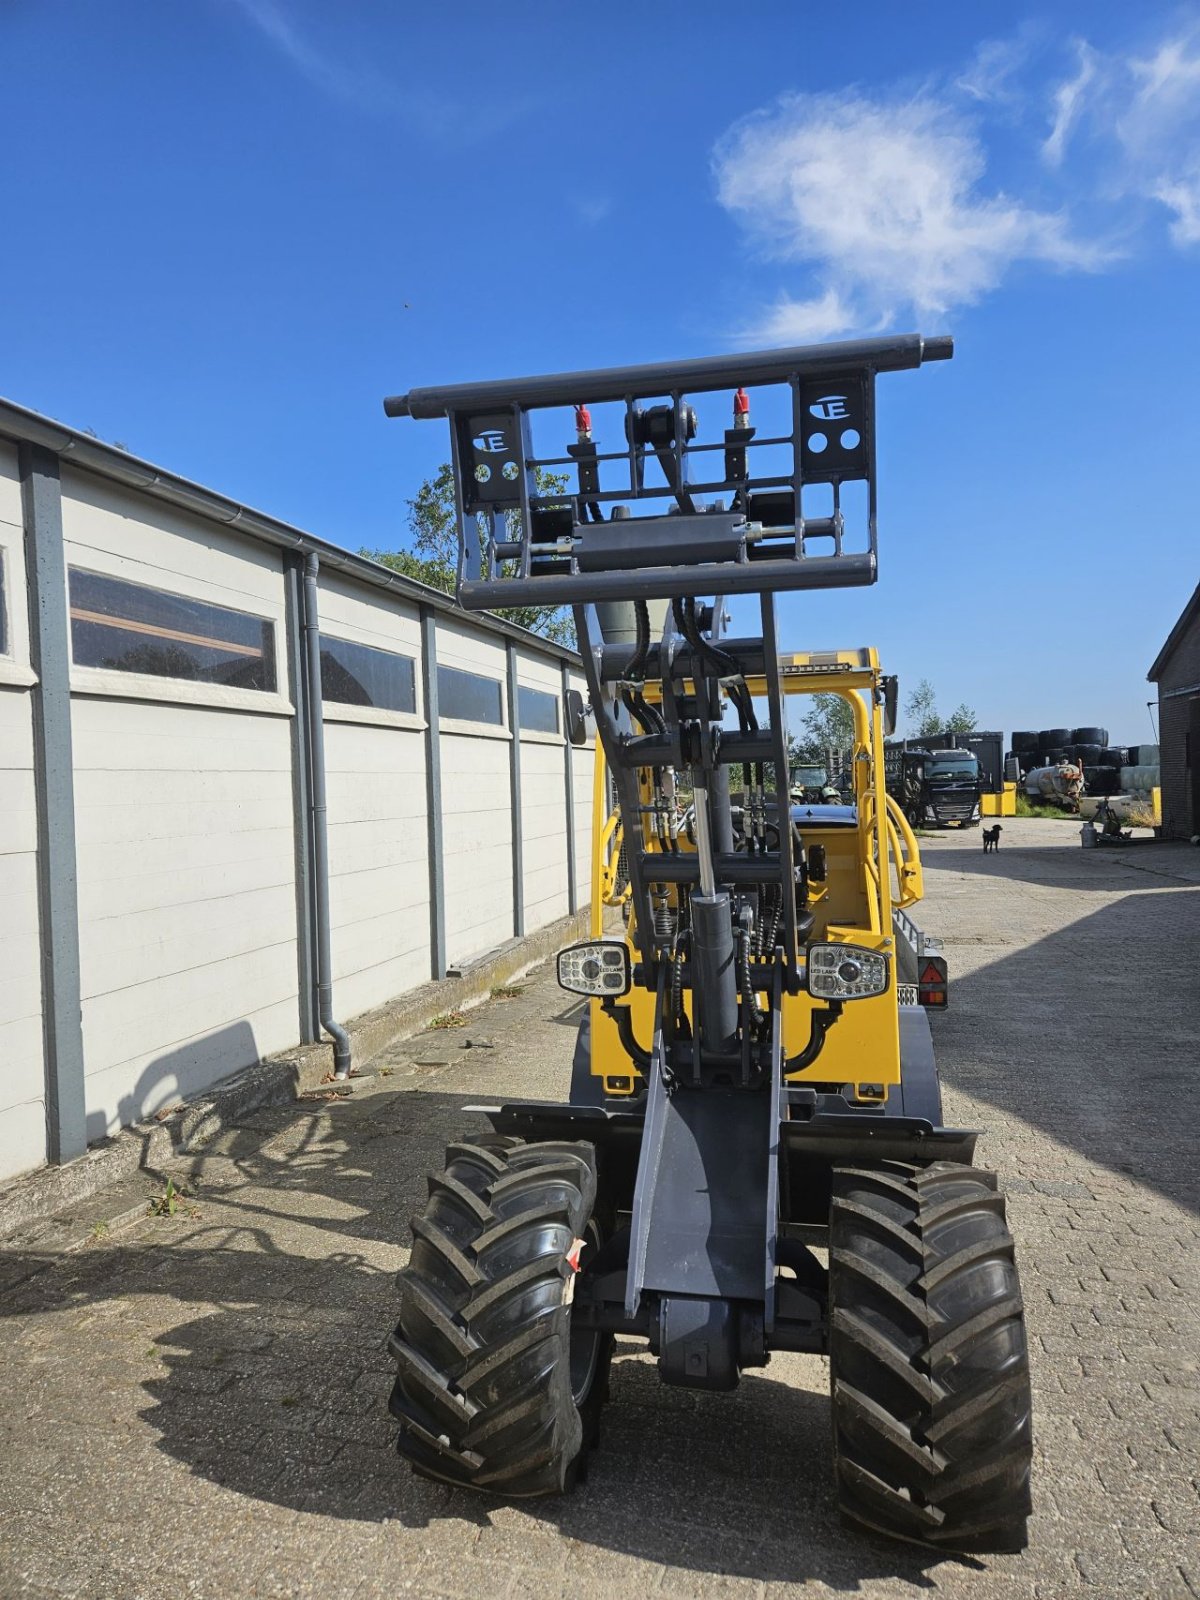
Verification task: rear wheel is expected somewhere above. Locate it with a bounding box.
[389,1137,613,1496]
[828,1160,1032,1552]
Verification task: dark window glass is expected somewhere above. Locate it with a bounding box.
[437,663,503,725]
[0,548,8,656]
[320,635,415,714]
[518,684,559,734]
[69,568,276,692]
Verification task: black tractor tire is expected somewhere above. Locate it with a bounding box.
[1090,769,1121,796]
[1072,743,1102,769]
[389,1137,613,1496]
[1071,726,1108,748]
[1038,728,1071,751]
[1010,731,1039,754]
[1098,747,1126,768]
[1043,747,1068,765]
[828,1160,1032,1553]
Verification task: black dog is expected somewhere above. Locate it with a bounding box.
[982,824,1002,853]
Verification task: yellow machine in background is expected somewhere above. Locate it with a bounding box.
[589,648,925,1101]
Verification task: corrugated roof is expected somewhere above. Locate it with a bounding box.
[0,394,579,665]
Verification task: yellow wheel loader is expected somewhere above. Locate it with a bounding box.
[381,335,1033,1552]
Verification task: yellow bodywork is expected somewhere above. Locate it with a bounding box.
[981,784,1017,818]
[587,648,924,1103]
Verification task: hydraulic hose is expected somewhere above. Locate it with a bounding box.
[738,928,766,1037]
[602,999,653,1072]
[785,1001,843,1073]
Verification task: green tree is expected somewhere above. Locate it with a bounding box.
[903,677,977,737]
[791,693,856,759]
[363,463,576,646]
[904,677,942,738]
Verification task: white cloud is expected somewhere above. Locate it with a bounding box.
[1155,169,1200,243]
[1033,25,1200,247]
[571,196,613,228]
[1043,39,1098,167]
[714,91,1104,340]
[227,0,397,111]
[222,0,538,142]
[746,289,858,345]
[1119,31,1200,244]
[956,35,1032,104]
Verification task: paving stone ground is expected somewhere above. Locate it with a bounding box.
[1,818,1198,1600]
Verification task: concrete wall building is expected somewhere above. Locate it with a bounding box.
[1148,582,1200,843]
[0,401,592,1183]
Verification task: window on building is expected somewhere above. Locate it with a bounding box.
[0,548,8,656]
[320,634,416,714]
[518,683,559,734]
[69,568,277,691]
[437,663,503,725]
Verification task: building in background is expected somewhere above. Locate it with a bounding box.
[1148,582,1200,842]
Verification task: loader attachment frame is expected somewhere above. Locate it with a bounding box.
[384,334,959,1381]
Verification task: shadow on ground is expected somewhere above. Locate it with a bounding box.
[928,879,1200,1216]
[919,833,1185,891]
[6,854,1194,1588]
[0,1086,966,1593]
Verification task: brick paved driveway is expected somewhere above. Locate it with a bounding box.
[1,819,1197,1599]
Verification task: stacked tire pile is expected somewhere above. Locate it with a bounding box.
[1007,730,1160,801]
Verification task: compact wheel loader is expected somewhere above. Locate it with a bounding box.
[381,335,1033,1552]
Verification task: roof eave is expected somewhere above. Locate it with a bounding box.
[0,394,580,666]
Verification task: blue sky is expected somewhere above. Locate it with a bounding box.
[2,0,1197,745]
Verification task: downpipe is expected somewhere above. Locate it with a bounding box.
[302,553,352,1079]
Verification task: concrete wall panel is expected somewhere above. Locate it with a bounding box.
[61,469,285,610]
[324,717,431,1019]
[520,738,570,931]
[0,475,47,1177]
[72,696,299,1138]
[0,718,45,1177]
[0,440,21,536]
[440,729,514,964]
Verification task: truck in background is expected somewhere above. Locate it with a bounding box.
[826,731,1016,820]
[885,743,982,827]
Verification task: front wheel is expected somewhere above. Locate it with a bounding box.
[828,1160,1032,1552]
[389,1137,612,1496]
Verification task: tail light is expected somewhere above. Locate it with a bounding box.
[918,957,948,1008]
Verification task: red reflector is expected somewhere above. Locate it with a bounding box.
[918,956,948,1009]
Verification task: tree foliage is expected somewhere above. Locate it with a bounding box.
[903,677,977,737]
[363,463,576,646]
[790,693,857,759]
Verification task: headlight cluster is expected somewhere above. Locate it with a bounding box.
[556,940,632,998]
[806,942,889,1000]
